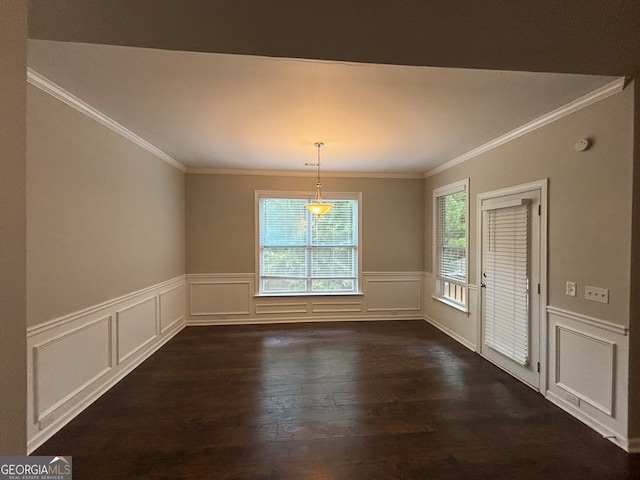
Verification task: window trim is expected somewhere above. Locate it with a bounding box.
[254,190,363,297]
[432,179,469,313]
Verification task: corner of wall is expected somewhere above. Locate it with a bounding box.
[0,0,28,455]
[628,76,640,441]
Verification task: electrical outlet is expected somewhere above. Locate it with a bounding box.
[565,281,576,297]
[585,286,609,304]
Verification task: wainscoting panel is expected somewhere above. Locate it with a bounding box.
[27,276,186,453]
[555,325,614,415]
[160,284,186,333]
[116,297,158,364]
[34,316,112,423]
[189,280,252,316]
[186,272,424,325]
[312,301,363,314]
[546,306,629,451]
[255,302,308,315]
[365,276,422,312]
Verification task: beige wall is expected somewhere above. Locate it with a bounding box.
[186,173,424,274]
[26,85,186,327]
[0,0,28,455]
[425,84,635,326]
[629,79,640,440]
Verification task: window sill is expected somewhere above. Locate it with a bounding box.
[431,295,470,315]
[254,292,364,298]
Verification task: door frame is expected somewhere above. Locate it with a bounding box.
[475,178,548,394]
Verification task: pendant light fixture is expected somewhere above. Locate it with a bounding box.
[304,142,333,215]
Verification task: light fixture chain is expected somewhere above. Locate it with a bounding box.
[305,141,333,215]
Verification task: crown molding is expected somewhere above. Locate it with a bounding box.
[27,67,625,179]
[27,68,186,173]
[185,167,425,179]
[424,76,627,178]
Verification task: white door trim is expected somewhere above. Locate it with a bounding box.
[475,179,548,393]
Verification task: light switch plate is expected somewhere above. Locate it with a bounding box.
[585,286,609,304]
[566,281,576,297]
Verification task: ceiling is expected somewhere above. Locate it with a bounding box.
[25,2,639,175]
[28,39,619,175]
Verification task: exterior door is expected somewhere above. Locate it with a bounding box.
[479,187,542,390]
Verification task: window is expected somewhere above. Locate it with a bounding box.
[256,191,360,295]
[433,179,469,310]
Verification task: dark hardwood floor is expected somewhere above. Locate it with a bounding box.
[34,320,639,479]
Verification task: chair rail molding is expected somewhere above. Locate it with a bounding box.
[27,275,186,453]
[186,272,424,325]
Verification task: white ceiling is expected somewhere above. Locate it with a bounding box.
[27,39,618,175]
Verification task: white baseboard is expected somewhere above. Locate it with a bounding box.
[27,275,186,453]
[545,390,631,452]
[189,313,425,326]
[424,314,476,351]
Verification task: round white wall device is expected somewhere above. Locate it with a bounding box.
[574,138,591,152]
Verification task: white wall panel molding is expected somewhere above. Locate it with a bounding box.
[159,284,186,333]
[255,302,308,315]
[27,275,186,453]
[311,301,363,314]
[187,273,255,279]
[555,325,615,415]
[189,280,252,316]
[187,272,424,325]
[546,306,629,451]
[364,275,423,312]
[546,306,628,336]
[116,297,158,364]
[27,68,186,172]
[27,276,186,337]
[33,315,112,423]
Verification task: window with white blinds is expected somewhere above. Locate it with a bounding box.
[257,192,360,295]
[433,179,469,309]
[483,203,530,366]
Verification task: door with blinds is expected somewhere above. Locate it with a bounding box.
[479,187,541,390]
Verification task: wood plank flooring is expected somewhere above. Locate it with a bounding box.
[34,320,640,479]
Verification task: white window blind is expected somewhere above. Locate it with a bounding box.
[483,204,530,366]
[434,180,468,308]
[437,190,466,282]
[258,195,359,294]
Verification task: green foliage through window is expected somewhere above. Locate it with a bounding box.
[435,183,467,307]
